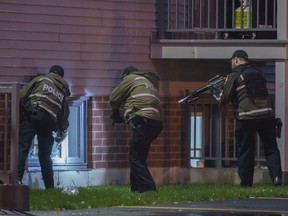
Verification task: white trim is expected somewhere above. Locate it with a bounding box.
[132,93,160,101]
[140,107,159,113]
[239,108,273,116]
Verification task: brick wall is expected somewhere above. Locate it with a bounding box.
[88,96,187,169]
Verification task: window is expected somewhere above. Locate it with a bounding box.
[190,113,203,167]
[28,96,89,171]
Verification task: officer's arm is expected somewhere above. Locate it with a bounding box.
[109,77,133,124]
[220,74,237,105]
[20,77,38,100]
[109,77,132,110]
[57,97,70,132]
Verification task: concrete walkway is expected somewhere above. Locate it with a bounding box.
[1,197,288,216]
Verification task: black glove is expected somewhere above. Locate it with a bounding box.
[110,110,125,125]
[210,86,222,101]
[54,130,68,143]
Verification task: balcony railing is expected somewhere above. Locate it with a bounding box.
[186,94,274,168]
[157,0,277,40]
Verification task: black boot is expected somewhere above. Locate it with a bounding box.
[273,176,282,186]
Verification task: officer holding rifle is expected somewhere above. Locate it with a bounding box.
[219,50,282,187]
[179,50,283,187]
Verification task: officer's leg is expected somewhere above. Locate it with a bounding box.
[37,130,54,189]
[18,115,36,182]
[235,120,256,186]
[34,111,55,189]
[129,118,162,192]
[129,128,155,192]
[257,117,282,181]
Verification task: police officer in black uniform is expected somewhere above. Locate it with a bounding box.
[220,50,282,187]
[17,65,70,189]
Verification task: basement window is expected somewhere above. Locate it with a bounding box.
[28,96,89,171]
[190,113,203,167]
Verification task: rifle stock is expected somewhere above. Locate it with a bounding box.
[178,75,227,103]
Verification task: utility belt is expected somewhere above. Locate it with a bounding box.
[128,115,162,129]
[31,104,47,115]
[21,100,49,116]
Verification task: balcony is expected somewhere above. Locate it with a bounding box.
[156,0,277,40]
[151,0,287,60]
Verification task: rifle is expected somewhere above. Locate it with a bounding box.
[178,75,227,103]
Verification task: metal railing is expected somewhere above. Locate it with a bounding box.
[0,83,20,184]
[187,94,268,168]
[157,0,277,40]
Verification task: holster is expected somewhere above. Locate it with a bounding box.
[128,115,146,130]
[20,99,33,115]
[275,118,282,138]
[128,115,146,141]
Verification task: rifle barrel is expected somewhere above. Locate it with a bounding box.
[178,75,226,103]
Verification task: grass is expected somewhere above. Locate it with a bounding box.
[29,183,288,211]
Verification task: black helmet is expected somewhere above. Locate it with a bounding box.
[122,66,138,78]
[49,65,64,77]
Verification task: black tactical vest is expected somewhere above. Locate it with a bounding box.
[237,65,268,101]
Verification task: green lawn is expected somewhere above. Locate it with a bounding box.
[30,183,288,211]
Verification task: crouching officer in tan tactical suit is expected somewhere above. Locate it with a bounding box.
[17,65,71,189]
[109,66,163,193]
